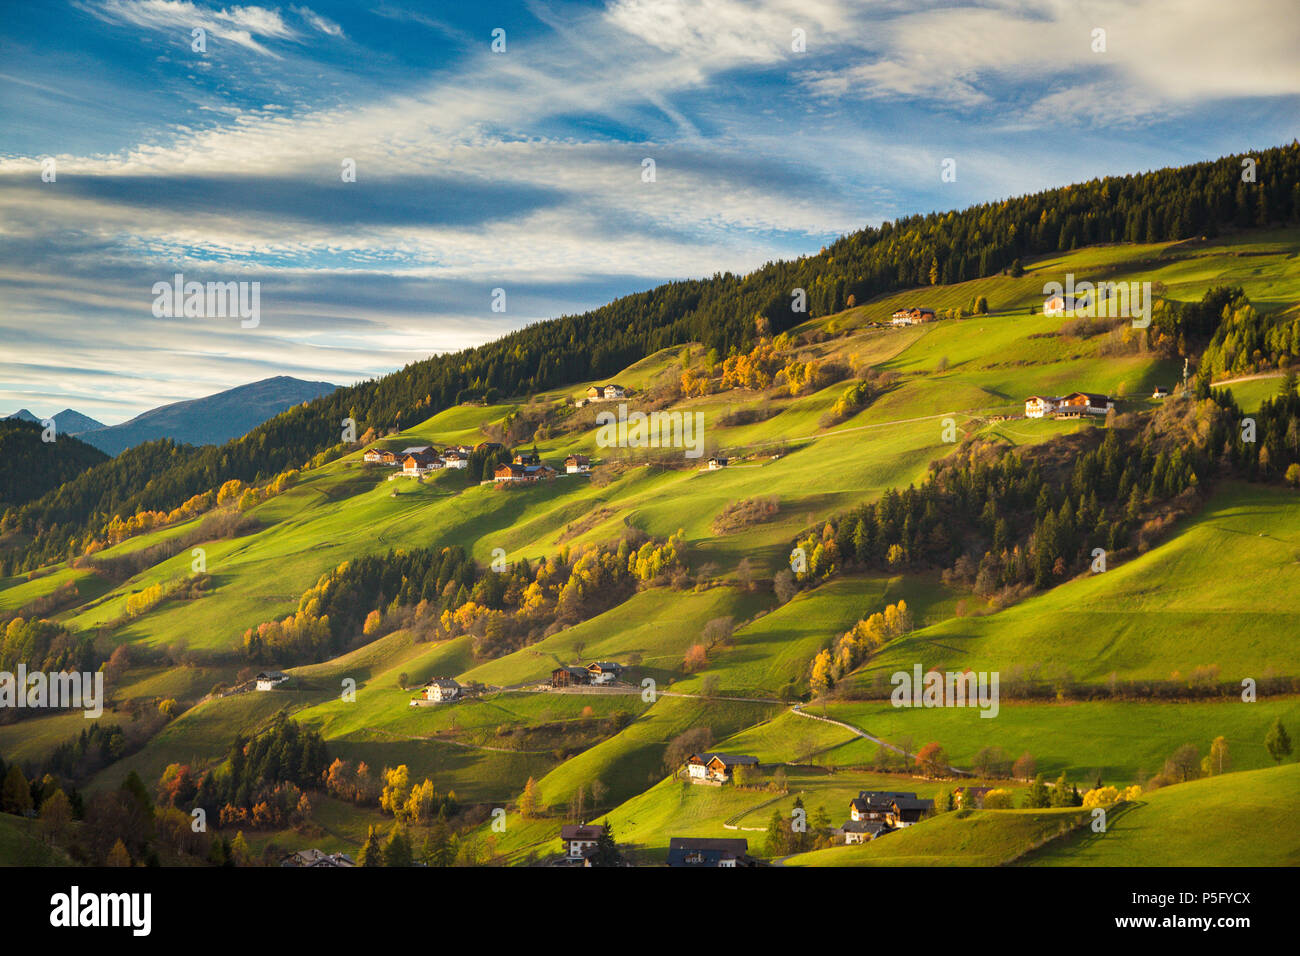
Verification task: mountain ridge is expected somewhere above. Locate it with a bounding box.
[72,375,339,456]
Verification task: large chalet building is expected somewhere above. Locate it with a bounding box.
[837,791,935,844]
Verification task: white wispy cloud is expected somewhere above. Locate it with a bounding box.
[795,0,1300,115]
[291,4,344,38]
[2,0,1296,421]
[80,0,347,57]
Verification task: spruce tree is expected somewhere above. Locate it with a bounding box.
[1266,719,1292,763]
[1027,773,1050,809]
[383,825,413,867]
[358,825,384,867]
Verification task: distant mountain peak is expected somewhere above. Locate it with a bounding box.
[76,375,339,456]
[6,407,107,433]
[53,408,106,434]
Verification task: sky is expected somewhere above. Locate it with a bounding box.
[1,0,1297,425]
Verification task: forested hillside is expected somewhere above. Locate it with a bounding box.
[0,420,108,509]
[4,143,1299,573]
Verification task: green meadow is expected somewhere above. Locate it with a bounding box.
[4,230,1299,866]
[1024,763,1300,867]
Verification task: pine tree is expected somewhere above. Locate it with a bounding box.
[358,825,384,867]
[1265,719,1292,763]
[588,821,623,867]
[423,817,454,867]
[764,809,787,858]
[230,831,251,866]
[383,825,413,867]
[1027,773,1050,809]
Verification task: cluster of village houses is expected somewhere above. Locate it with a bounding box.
[681,752,960,847]
[364,443,473,474]
[364,440,594,484]
[403,660,628,708]
[281,744,972,868]
[559,824,760,867]
[554,768,981,866]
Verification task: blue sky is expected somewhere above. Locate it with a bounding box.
[1,0,1297,424]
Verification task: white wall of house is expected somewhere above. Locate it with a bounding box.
[567,839,596,859]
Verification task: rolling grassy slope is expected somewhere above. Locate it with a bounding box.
[784,807,1091,867]
[1023,763,1300,867]
[4,230,1300,866]
[459,585,769,688]
[815,698,1300,784]
[847,481,1300,687]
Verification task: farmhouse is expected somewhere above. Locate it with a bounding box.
[1024,395,1062,418]
[706,457,728,470]
[891,307,936,326]
[1055,392,1114,417]
[403,451,440,476]
[1152,386,1169,400]
[513,450,541,465]
[441,450,469,469]
[363,448,384,463]
[475,441,504,453]
[666,837,756,868]
[849,791,916,822]
[493,463,556,483]
[255,671,288,691]
[559,823,606,860]
[838,820,889,844]
[550,665,590,687]
[685,752,759,783]
[586,384,627,400]
[380,451,398,465]
[423,678,462,703]
[1043,292,1090,316]
[565,454,591,474]
[887,796,935,827]
[586,661,623,683]
[1026,391,1113,418]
